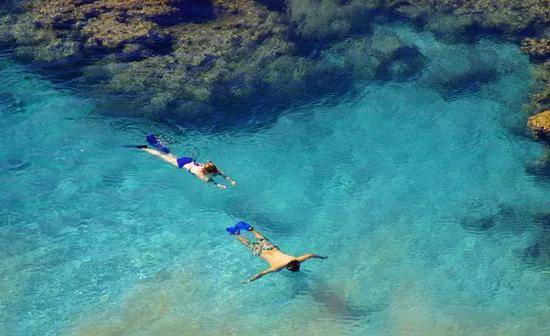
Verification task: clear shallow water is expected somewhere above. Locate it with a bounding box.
[1,24,550,335]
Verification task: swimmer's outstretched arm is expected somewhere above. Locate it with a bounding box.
[243,267,276,284]
[217,170,237,186]
[250,228,266,240]
[295,254,328,262]
[198,174,227,189]
[235,235,251,246]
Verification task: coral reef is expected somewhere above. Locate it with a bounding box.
[0,0,549,121]
[0,0,297,119]
[528,110,550,142]
[285,0,549,40]
[0,0,426,122]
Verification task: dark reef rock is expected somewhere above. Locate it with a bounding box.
[521,38,550,115]
[528,61,550,114]
[287,0,550,112]
[0,91,24,115]
[459,203,517,233]
[534,212,550,230]
[523,210,550,266]
[0,0,301,120]
[523,233,550,266]
[525,150,550,179]
[286,0,549,40]
[0,0,549,122]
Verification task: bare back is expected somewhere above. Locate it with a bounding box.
[259,248,295,270]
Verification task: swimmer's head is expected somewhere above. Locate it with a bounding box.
[286,260,300,272]
[203,161,219,175]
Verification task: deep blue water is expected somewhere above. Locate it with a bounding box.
[1,24,550,335]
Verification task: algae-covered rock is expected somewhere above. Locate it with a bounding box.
[528,110,550,142]
[0,0,298,120]
[525,149,550,178]
[521,38,550,61]
[386,0,550,35]
[284,0,550,113]
[528,61,550,113]
[1,0,549,122]
[286,0,550,40]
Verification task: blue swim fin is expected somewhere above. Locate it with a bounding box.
[146,134,170,153]
[235,222,252,231]
[226,226,240,235]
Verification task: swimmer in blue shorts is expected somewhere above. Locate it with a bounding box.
[131,134,236,189]
[227,222,327,283]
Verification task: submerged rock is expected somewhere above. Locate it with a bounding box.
[522,234,550,266]
[525,149,550,179]
[528,110,550,142]
[528,61,550,113]
[286,0,550,111]
[521,38,550,61]
[0,0,299,120]
[0,91,24,115]
[0,0,549,122]
[286,0,549,40]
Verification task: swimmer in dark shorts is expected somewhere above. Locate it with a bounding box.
[227,222,327,283]
[130,134,236,189]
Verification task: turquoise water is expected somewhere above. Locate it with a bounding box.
[1,24,550,335]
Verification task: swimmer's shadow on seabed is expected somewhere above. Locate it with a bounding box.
[288,273,375,321]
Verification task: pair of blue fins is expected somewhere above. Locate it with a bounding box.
[226,221,252,235]
[143,135,251,236]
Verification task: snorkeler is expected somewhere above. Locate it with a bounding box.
[227,222,327,283]
[127,134,236,189]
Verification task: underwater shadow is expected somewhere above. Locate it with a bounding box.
[289,274,374,322]
[522,212,550,267]
[459,201,550,267]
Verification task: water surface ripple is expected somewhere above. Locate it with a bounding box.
[1,24,549,335]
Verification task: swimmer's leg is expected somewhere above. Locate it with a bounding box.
[236,235,251,247]
[236,222,265,239]
[251,228,267,240]
[142,147,178,167]
[236,235,262,255]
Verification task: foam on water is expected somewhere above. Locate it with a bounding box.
[1,24,549,335]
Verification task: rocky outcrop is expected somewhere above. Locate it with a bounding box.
[0,0,298,118]
[285,0,550,40]
[521,38,550,116]
[388,0,549,35]
[526,149,550,178]
[2,0,218,59]
[0,0,426,122]
[521,38,550,60]
[528,110,550,143]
